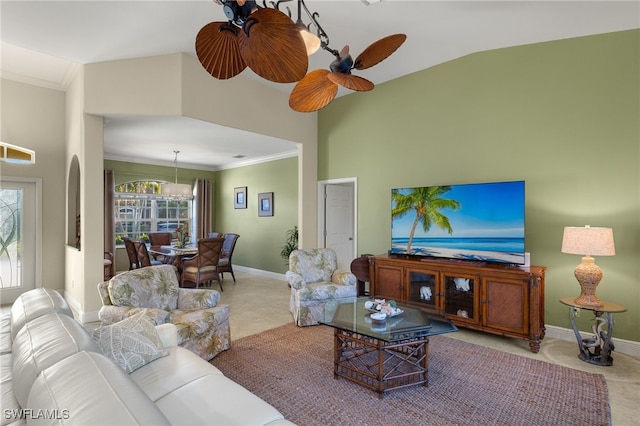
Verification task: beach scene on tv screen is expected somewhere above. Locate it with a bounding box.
[391,181,525,264]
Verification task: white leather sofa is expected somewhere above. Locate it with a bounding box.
[1,288,294,426]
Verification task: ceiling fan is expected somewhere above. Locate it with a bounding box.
[289,34,407,112]
[195,0,406,112]
[195,0,308,83]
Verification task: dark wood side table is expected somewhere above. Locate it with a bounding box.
[350,254,373,296]
[559,297,627,366]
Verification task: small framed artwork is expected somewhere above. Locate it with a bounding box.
[234,187,247,209]
[258,192,274,217]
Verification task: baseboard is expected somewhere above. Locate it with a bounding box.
[61,269,640,358]
[63,290,100,324]
[234,265,286,281]
[545,324,640,358]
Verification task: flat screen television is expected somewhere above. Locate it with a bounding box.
[390,180,525,265]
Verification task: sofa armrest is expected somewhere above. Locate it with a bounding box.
[155,323,178,348]
[331,270,357,286]
[97,281,112,306]
[285,271,305,289]
[177,288,220,309]
[98,306,170,325]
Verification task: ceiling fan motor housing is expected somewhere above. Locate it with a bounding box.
[222,0,256,27]
[330,54,353,73]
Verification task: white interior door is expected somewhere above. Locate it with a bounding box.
[324,183,354,271]
[0,178,39,304]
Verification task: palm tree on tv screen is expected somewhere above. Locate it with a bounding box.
[391,186,461,253]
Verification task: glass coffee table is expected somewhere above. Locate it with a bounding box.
[321,297,457,398]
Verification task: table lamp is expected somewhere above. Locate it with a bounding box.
[561,225,615,308]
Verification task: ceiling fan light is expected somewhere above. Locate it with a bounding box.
[299,27,320,56]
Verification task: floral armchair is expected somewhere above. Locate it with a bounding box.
[97,264,230,361]
[286,248,357,326]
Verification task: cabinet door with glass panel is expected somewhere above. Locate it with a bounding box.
[406,268,441,312]
[442,272,479,324]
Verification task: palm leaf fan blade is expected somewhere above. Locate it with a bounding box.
[196,22,246,79]
[327,73,374,92]
[238,8,308,83]
[289,69,338,113]
[354,34,407,70]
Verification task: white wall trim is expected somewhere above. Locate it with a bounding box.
[64,266,640,359]
[234,265,286,281]
[545,324,640,358]
[62,290,99,324]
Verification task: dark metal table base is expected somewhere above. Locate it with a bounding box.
[569,307,616,366]
[332,328,429,398]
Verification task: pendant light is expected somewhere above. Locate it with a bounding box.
[161,151,192,197]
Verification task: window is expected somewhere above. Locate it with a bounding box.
[114,180,192,246]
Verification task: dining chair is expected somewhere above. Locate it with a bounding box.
[208,232,222,238]
[218,233,240,282]
[180,237,224,290]
[148,232,173,261]
[123,238,139,270]
[104,251,114,281]
[132,239,163,268]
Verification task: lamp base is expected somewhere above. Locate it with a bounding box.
[573,256,604,309]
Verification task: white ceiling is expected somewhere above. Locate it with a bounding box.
[2,0,638,170]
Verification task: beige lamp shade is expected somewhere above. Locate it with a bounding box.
[161,150,192,197]
[161,183,192,197]
[561,226,615,256]
[299,28,320,55]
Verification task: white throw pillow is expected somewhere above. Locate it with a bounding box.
[91,310,169,373]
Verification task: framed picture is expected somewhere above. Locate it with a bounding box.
[234,187,247,209]
[258,192,274,217]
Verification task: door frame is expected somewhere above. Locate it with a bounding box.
[0,176,43,304]
[317,177,357,264]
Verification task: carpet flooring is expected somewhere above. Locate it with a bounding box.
[211,323,611,426]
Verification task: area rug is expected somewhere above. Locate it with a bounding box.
[211,323,610,426]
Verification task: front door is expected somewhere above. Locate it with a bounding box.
[0,178,38,304]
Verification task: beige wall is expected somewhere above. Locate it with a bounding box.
[317,30,639,342]
[75,53,317,317]
[0,79,66,293]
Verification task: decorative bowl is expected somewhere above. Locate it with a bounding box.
[370,312,387,322]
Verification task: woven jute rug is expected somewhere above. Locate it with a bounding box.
[211,323,610,426]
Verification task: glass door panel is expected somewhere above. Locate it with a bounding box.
[407,270,438,310]
[443,273,477,322]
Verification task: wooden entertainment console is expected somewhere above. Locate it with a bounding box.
[369,254,546,353]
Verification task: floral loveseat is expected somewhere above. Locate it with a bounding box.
[286,248,357,326]
[98,264,230,360]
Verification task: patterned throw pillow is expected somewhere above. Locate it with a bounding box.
[91,310,169,373]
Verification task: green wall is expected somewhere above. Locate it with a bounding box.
[317,30,639,342]
[105,157,299,275]
[215,157,298,274]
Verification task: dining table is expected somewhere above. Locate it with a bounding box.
[149,245,199,281]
